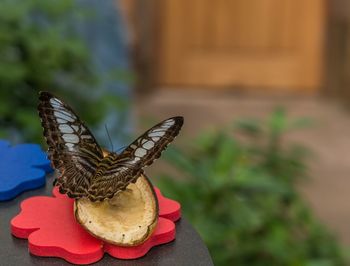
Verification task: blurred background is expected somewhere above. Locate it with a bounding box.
[2,0,350,265]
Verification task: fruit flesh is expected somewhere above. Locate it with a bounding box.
[75,174,158,246]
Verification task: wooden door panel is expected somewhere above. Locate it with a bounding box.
[155,0,326,92]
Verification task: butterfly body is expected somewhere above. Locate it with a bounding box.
[38,92,183,202]
[87,152,143,201]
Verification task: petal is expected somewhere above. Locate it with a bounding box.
[0,140,9,150]
[0,168,45,201]
[9,144,52,172]
[0,141,52,201]
[11,186,181,263]
[11,190,103,264]
[154,187,182,222]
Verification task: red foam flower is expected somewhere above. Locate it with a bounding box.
[11,186,181,265]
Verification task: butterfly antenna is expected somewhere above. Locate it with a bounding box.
[104,124,114,152]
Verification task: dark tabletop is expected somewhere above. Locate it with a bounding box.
[0,173,213,266]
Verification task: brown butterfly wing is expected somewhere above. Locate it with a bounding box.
[38,91,104,198]
[87,117,184,201]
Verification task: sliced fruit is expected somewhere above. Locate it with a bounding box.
[74,174,158,246]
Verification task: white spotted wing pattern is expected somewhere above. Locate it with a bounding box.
[38,91,183,201]
[87,116,183,201]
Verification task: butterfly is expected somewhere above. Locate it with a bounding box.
[38,91,183,201]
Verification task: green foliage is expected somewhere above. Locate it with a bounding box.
[0,0,128,144]
[157,110,347,266]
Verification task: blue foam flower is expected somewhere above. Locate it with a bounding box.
[0,140,52,201]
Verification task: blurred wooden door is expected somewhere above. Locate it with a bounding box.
[152,0,326,92]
